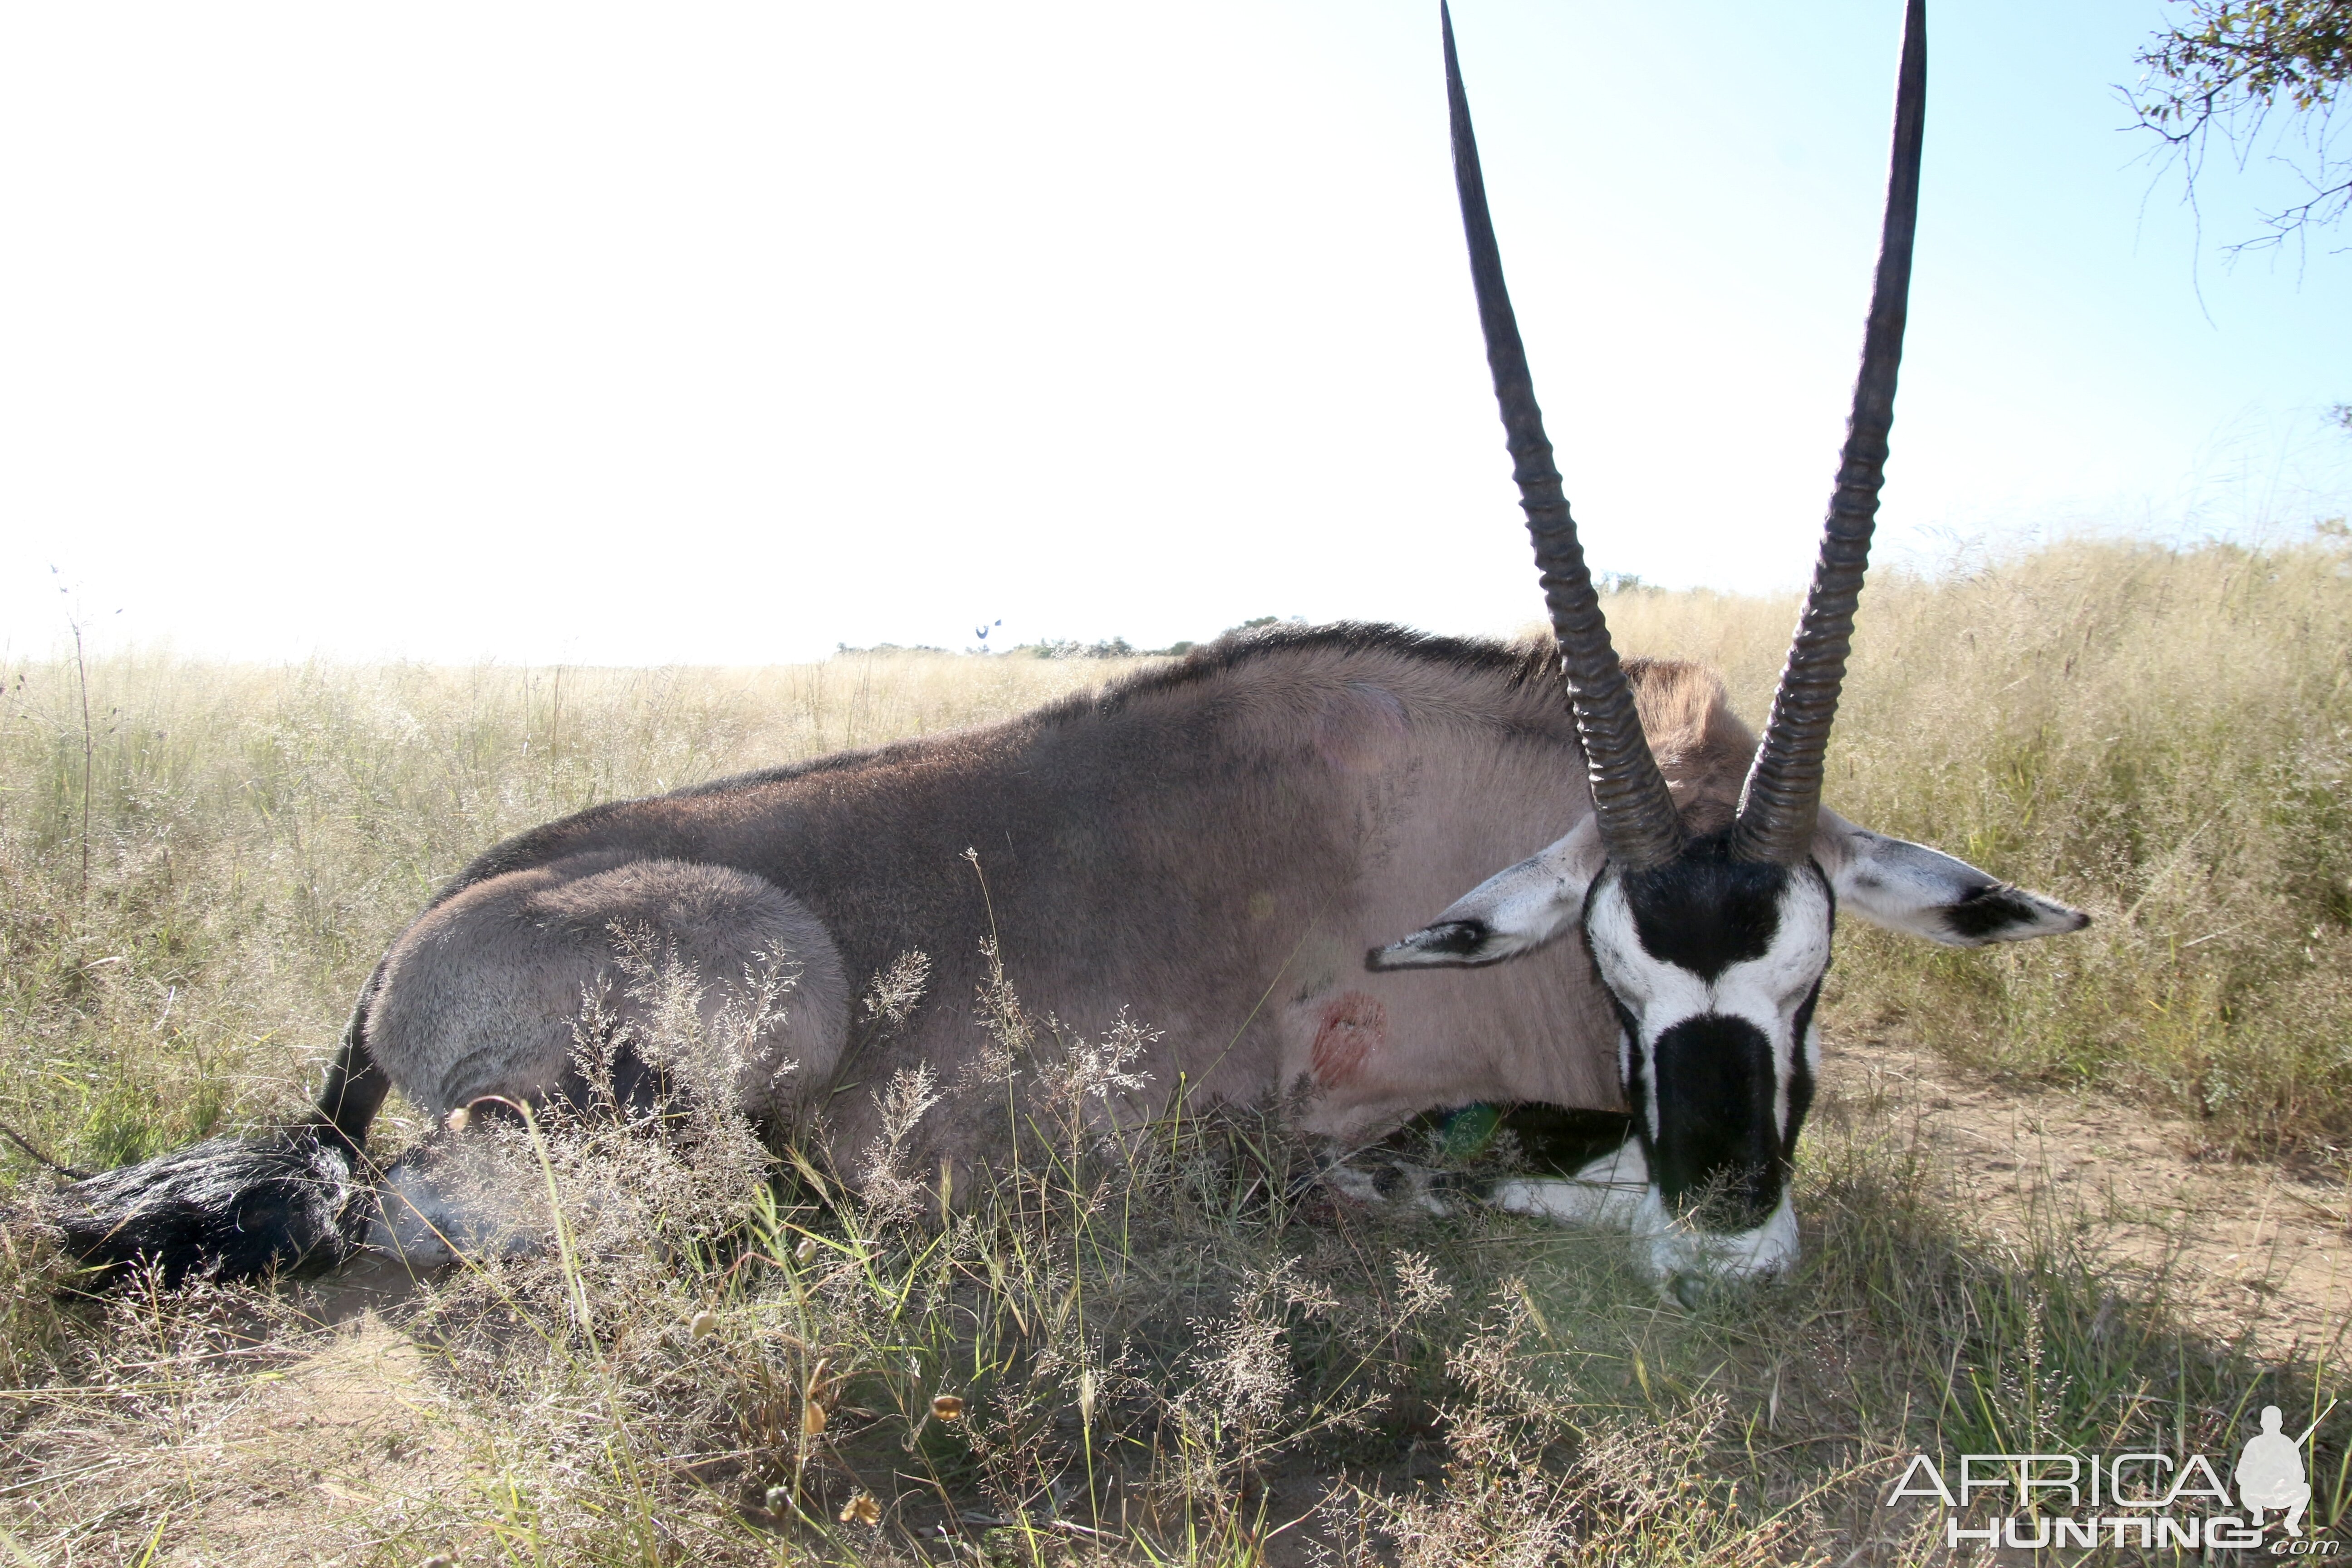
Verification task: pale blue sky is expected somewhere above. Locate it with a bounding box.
[4,1,2346,664]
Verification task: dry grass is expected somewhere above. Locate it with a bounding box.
[0,532,2348,1562]
[0,651,1148,1172]
[5,1003,2339,1563]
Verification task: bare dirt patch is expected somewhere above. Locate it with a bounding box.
[152,1312,467,1567]
[5,1296,473,1567]
[1828,1037,2352,1362]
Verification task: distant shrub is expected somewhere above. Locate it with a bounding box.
[1007,636,1138,660]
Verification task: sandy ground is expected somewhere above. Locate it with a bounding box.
[1833,1038,2352,1363]
[166,1316,467,1567]
[12,1296,472,1568]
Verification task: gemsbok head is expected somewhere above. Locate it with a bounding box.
[1373,0,2087,1297]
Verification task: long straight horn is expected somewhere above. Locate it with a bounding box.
[1732,0,1927,866]
[1442,2,1682,871]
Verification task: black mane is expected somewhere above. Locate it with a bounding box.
[670,621,1553,799]
[1084,620,1550,713]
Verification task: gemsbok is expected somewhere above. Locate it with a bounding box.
[51,0,2086,1300]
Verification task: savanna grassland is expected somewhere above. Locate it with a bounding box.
[0,534,2347,1565]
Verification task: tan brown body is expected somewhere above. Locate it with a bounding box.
[363,628,1754,1182]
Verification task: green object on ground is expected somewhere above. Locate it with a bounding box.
[1436,1102,1502,1163]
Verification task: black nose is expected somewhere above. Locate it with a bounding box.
[1649,1013,1783,1229]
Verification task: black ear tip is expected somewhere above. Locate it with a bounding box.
[1939,884,2093,944]
[1366,934,1429,972]
[1367,920,1493,971]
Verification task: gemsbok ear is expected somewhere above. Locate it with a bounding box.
[1368,818,1608,970]
[1813,809,2089,947]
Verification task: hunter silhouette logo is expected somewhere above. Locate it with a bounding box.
[1887,1399,2338,1553]
[2238,1405,2316,1538]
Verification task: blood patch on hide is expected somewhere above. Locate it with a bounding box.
[1310,990,1388,1087]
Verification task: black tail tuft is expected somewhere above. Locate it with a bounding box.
[48,1124,377,1287]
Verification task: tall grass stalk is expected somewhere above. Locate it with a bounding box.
[68,609,91,904]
